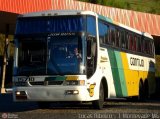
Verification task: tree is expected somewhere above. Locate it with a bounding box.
[78,0,160,15]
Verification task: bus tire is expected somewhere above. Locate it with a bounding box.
[144,80,149,99]
[37,102,50,109]
[138,81,145,101]
[92,82,104,109]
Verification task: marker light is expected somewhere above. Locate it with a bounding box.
[63,80,85,86]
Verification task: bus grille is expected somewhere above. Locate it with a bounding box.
[15,81,64,86]
[30,81,64,86]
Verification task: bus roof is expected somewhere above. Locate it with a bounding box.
[19,10,97,18]
[19,10,153,40]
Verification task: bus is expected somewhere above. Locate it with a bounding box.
[12,10,155,109]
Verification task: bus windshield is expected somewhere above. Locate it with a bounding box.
[15,15,85,76]
[17,35,83,76]
[18,37,47,76]
[47,35,82,75]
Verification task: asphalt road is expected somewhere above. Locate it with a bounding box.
[0,94,160,119]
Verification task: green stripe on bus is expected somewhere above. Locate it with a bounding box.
[45,76,66,81]
[114,51,128,97]
[55,76,66,80]
[98,15,113,23]
[108,49,123,97]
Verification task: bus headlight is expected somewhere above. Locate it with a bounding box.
[65,90,79,95]
[15,91,27,100]
[63,80,85,86]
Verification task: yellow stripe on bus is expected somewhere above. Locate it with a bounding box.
[66,76,79,80]
[120,52,136,96]
[120,52,155,96]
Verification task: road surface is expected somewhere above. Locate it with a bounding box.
[0,94,160,119]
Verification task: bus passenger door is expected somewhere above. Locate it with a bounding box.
[87,35,97,79]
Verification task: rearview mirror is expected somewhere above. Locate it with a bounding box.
[87,35,96,59]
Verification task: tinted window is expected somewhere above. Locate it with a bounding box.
[16,16,85,34]
[110,26,116,46]
[115,28,121,47]
[87,16,96,36]
[98,21,109,45]
[137,36,142,52]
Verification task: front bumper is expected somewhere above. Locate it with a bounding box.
[13,85,90,102]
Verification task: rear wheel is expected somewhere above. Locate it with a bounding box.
[138,81,145,101]
[144,80,149,99]
[130,81,146,102]
[92,82,104,109]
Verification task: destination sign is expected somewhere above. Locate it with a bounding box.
[48,32,76,36]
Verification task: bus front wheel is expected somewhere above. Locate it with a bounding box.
[92,82,104,109]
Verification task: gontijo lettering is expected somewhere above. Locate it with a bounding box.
[130,57,144,67]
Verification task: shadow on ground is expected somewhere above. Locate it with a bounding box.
[0,94,160,112]
[0,94,37,112]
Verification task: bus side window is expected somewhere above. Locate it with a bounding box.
[105,25,110,44]
[151,41,155,56]
[98,20,104,45]
[121,30,126,49]
[150,40,154,56]
[98,20,109,45]
[129,33,134,51]
[149,41,152,55]
[133,35,137,51]
[145,39,151,55]
[104,24,109,45]
[125,32,129,49]
[110,26,116,46]
[128,33,131,50]
[146,40,150,54]
[143,38,149,54]
[115,28,120,47]
[108,28,112,45]
[149,40,154,55]
[142,38,145,53]
[137,36,141,52]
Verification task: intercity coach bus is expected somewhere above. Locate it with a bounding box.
[12,10,155,109]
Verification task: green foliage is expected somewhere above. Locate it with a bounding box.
[78,0,160,15]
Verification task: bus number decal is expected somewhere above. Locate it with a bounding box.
[17,77,35,82]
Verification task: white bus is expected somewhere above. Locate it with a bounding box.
[13,10,155,109]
